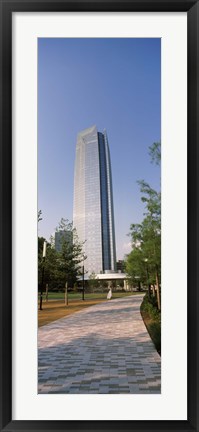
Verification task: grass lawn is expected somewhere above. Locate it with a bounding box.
[38,291,136,327]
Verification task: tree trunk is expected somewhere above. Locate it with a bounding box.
[45,284,48,302]
[156,269,161,310]
[65,282,68,306]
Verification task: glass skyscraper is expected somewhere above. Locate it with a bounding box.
[73,125,116,275]
[55,230,72,253]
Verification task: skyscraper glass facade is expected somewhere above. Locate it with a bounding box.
[73,125,116,275]
[55,230,72,253]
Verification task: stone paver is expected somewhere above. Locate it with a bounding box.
[38,294,161,393]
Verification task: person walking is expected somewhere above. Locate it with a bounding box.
[107,287,112,300]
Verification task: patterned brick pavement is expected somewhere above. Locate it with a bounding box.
[38,294,161,394]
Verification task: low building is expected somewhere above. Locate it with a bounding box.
[79,271,131,291]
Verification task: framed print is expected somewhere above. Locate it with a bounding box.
[0,0,198,431]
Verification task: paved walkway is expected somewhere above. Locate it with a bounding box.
[38,294,161,394]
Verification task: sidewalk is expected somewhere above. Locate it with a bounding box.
[38,294,161,394]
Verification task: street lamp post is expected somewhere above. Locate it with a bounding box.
[40,240,47,311]
[144,258,151,298]
[82,264,85,301]
[81,253,87,301]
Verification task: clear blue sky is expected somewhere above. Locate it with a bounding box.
[38,38,161,260]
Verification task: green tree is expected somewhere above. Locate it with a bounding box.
[38,210,42,223]
[44,246,61,290]
[149,141,161,166]
[126,247,147,290]
[55,218,86,289]
[88,272,99,291]
[126,142,161,309]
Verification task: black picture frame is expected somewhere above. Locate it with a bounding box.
[0,0,198,431]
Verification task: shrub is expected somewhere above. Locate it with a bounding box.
[141,294,161,355]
